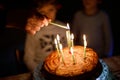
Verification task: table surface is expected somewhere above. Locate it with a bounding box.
[0,55,120,80]
[102,55,120,80]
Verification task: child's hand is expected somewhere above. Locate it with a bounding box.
[25,17,51,35]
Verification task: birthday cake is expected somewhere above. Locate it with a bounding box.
[39,46,103,80]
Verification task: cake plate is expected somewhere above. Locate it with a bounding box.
[33,59,115,80]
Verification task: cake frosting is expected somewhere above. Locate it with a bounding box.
[40,46,102,80]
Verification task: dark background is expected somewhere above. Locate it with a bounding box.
[0,0,119,56]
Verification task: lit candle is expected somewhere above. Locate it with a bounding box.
[71,33,74,47]
[66,23,71,48]
[54,38,60,56]
[83,34,87,59]
[59,43,65,64]
[66,23,70,30]
[70,47,75,64]
[56,34,60,44]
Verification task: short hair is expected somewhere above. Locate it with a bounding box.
[27,9,46,20]
[34,0,59,9]
[20,9,47,28]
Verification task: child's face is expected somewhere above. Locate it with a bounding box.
[83,0,99,10]
[37,4,57,21]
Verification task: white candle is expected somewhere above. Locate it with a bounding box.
[71,33,74,47]
[83,34,87,59]
[54,38,60,56]
[56,34,60,44]
[66,23,71,48]
[59,43,65,64]
[67,23,70,30]
[70,47,75,64]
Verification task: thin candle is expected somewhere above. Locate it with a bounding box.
[54,38,60,56]
[67,23,70,30]
[83,34,87,59]
[70,47,75,64]
[59,43,65,64]
[66,23,71,48]
[56,34,60,44]
[71,33,74,47]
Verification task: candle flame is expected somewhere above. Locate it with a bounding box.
[71,33,74,40]
[59,43,63,50]
[83,34,86,41]
[54,38,57,44]
[56,34,60,43]
[83,34,87,47]
[67,23,70,30]
[70,33,74,47]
